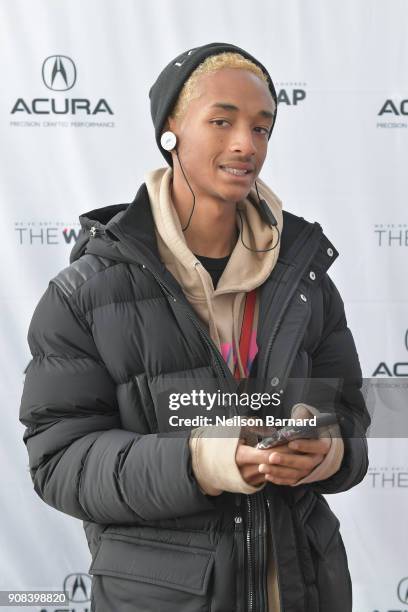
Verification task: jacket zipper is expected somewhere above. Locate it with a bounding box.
[234,495,245,612]
[266,496,283,612]
[247,493,268,612]
[246,496,256,611]
[259,493,269,610]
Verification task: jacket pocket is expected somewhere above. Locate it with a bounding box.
[89,533,214,612]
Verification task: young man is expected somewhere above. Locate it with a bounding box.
[20,43,370,611]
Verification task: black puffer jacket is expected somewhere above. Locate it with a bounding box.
[20,183,370,612]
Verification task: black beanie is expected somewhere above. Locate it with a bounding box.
[149,42,278,166]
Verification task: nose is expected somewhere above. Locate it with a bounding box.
[229,127,257,157]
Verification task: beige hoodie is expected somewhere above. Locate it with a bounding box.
[145,167,344,611]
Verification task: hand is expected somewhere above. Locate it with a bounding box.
[235,437,331,486]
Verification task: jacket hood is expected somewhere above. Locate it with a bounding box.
[70,181,203,301]
[70,203,129,264]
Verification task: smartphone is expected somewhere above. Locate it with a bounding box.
[256,413,338,450]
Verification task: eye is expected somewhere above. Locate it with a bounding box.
[210,119,230,127]
[254,126,271,136]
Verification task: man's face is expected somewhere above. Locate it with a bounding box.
[168,68,275,205]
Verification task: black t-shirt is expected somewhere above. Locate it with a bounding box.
[194,253,231,289]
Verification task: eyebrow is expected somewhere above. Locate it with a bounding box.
[209,102,274,120]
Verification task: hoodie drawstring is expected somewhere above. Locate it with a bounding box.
[194,262,223,351]
[232,293,247,378]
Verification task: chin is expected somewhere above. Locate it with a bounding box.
[222,186,252,203]
[206,177,253,204]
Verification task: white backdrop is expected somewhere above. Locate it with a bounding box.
[1,1,407,611]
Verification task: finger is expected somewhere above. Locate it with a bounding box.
[259,463,304,481]
[268,451,324,471]
[265,473,300,486]
[235,443,274,467]
[287,438,331,454]
[265,443,293,455]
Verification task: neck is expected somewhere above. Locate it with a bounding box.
[170,170,238,258]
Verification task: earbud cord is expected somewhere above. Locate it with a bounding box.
[254,181,263,206]
[175,149,196,232]
[237,208,280,252]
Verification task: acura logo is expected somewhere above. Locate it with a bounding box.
[63,573,91,603]
[42,55,77,91]
[398,577,408,604]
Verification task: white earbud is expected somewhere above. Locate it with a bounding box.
[160,131,177,151]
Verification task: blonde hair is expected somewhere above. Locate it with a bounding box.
[170,52,271,121]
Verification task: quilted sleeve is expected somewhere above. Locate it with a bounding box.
[20,281,215,524]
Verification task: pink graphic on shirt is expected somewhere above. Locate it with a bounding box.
[221,342,235,366]
[221,331,258,375]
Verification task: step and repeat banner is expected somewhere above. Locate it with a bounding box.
[1,1,406,610]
